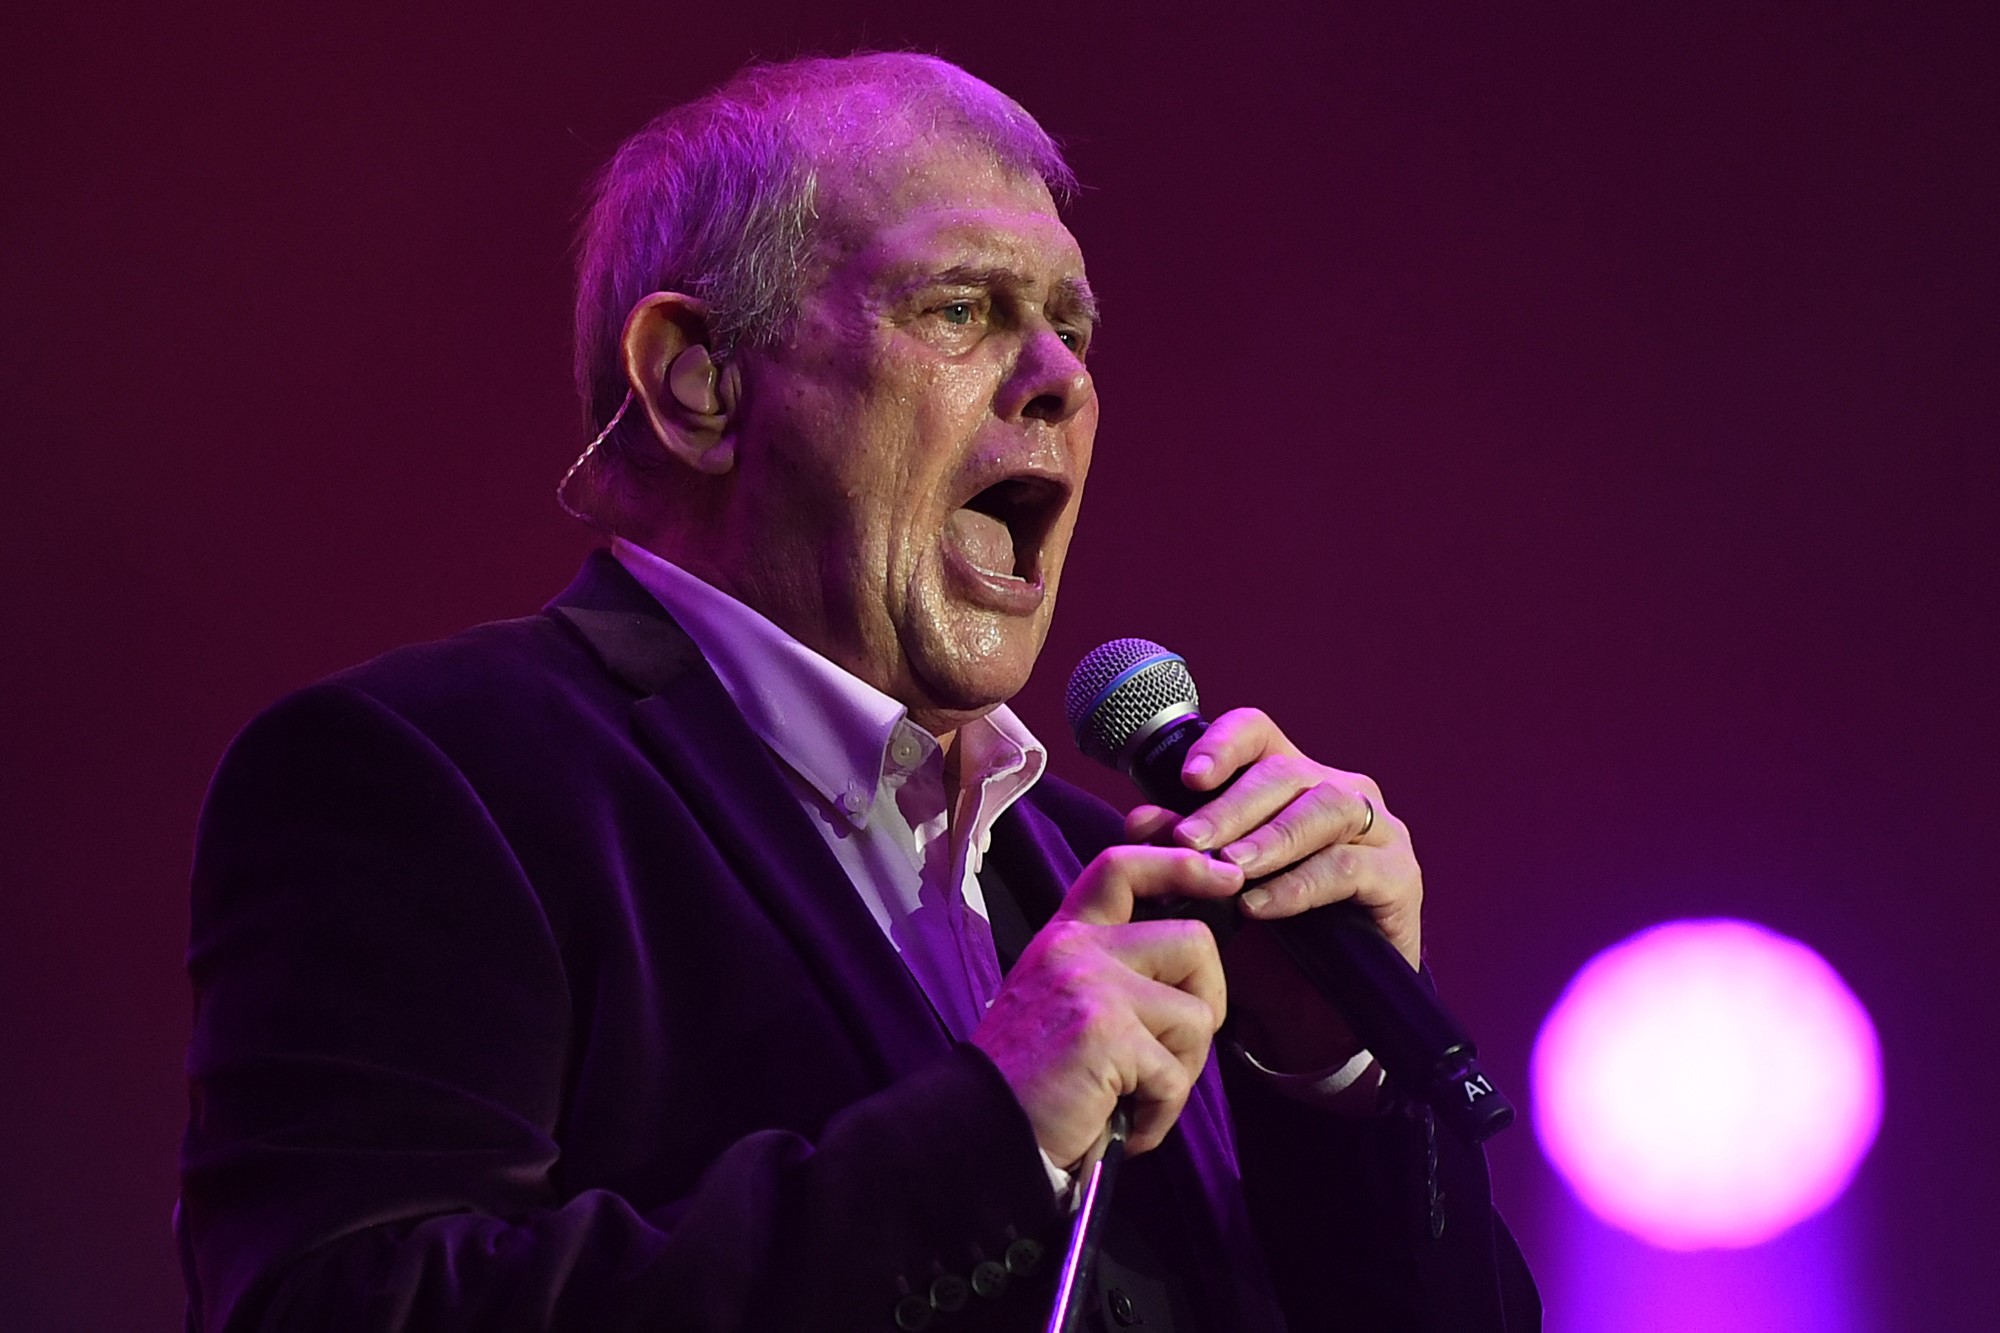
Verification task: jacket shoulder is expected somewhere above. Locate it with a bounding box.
[206,609,628,820]
[324,611,609,722]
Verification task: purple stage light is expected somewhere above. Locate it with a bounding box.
[1532,919,1881,1250]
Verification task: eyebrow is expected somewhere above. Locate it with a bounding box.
[902,264,1101,326]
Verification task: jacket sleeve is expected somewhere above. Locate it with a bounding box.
[179,682,1061,1333]
[1222,1008,1541,1332]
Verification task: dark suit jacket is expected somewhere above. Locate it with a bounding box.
[179,552,1537,1331]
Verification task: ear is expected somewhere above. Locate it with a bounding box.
[620,293,738,476]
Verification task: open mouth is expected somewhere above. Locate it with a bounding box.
[948,477,1067,583]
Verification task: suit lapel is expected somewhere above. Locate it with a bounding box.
[984,797,1085,932]
[548,557,951,1088]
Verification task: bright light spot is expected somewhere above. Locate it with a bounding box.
[1532,918,1881,1250]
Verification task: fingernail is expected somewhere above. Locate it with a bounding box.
[1178,818,1211,848]
[1242,888,1272,913]
[1184,754,1214,782]
[1222,840,1255,867]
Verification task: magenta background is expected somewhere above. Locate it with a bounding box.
[3,3,1994,1328]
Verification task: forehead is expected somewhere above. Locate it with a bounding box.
[813,138,1087,289]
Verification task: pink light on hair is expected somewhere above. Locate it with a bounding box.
[1532,918,1881,1250]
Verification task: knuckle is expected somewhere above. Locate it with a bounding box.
[1079,996,1123,1041]
[1100,844,1143,872]
[1041,920,1090,957]
[1195,997,1226,1036]
[1190,917,1223,959]
[1039,935,1113,994]
[1283,849,1352,904]
[1157,1060,1194,1104]
[1259,753,1306,787]
[1277,871,1318,909]
[1261,819,1304,863]
[1072,1002,1134,1062]
[1306,779,1348,819]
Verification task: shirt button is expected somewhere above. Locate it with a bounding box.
[890,732,924,768]
[893,1293,933,1330]
[841,784,869,814]
[971,1259,1010,1299]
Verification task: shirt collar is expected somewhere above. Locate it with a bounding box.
[612,539,1047,830]
[954,702,1047,862]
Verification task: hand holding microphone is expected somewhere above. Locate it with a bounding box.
[973,633,1511,1208]
[970,844,1236,1168]
[1066,639,1515,1144]
[992,640,1513,1333]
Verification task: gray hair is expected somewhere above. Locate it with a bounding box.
[570,52,1077,507]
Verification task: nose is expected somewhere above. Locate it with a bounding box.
[997,327,1094,425]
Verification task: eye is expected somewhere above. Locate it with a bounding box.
[1055,322,1094,358]
[938,300,978,325]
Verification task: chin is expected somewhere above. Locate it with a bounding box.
[901,614,1049,724]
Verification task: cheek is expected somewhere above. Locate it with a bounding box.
[928,356,1000,408]
[878,364,994,525]
[1074,399,1100,473]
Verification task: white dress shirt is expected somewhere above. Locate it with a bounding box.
[613,539,1043,1043]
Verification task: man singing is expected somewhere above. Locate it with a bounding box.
[179,52,1538,1331]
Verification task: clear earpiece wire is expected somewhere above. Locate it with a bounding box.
[555,389,634,529]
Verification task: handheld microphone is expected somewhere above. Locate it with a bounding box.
[1065,638,1515,1144]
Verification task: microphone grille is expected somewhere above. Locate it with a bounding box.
[1064,638,1200,764]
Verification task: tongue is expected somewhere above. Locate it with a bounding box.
[946,507,1019,578]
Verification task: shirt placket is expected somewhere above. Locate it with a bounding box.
[949,810,1005,1023]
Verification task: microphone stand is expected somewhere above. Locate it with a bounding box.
[1043,1100,1132,1333]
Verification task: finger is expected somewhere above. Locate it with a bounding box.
[1108,975,1221,1154]
[1173,751,1326,853]
[1125,968,1227,1071]
[1237,843,1424,968]
[1136,964,1224,1088]
[1095,917,1228,1033]
[1175,707,1296,794]
[1217,780,1383,877]
[1122,1024,1200,1156]
[1057,845,1244,927]
[1122,803,1180,845]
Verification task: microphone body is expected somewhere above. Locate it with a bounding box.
[1067,641,1515,1144]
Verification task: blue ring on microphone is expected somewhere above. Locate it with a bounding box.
[1076,650,1186,728]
